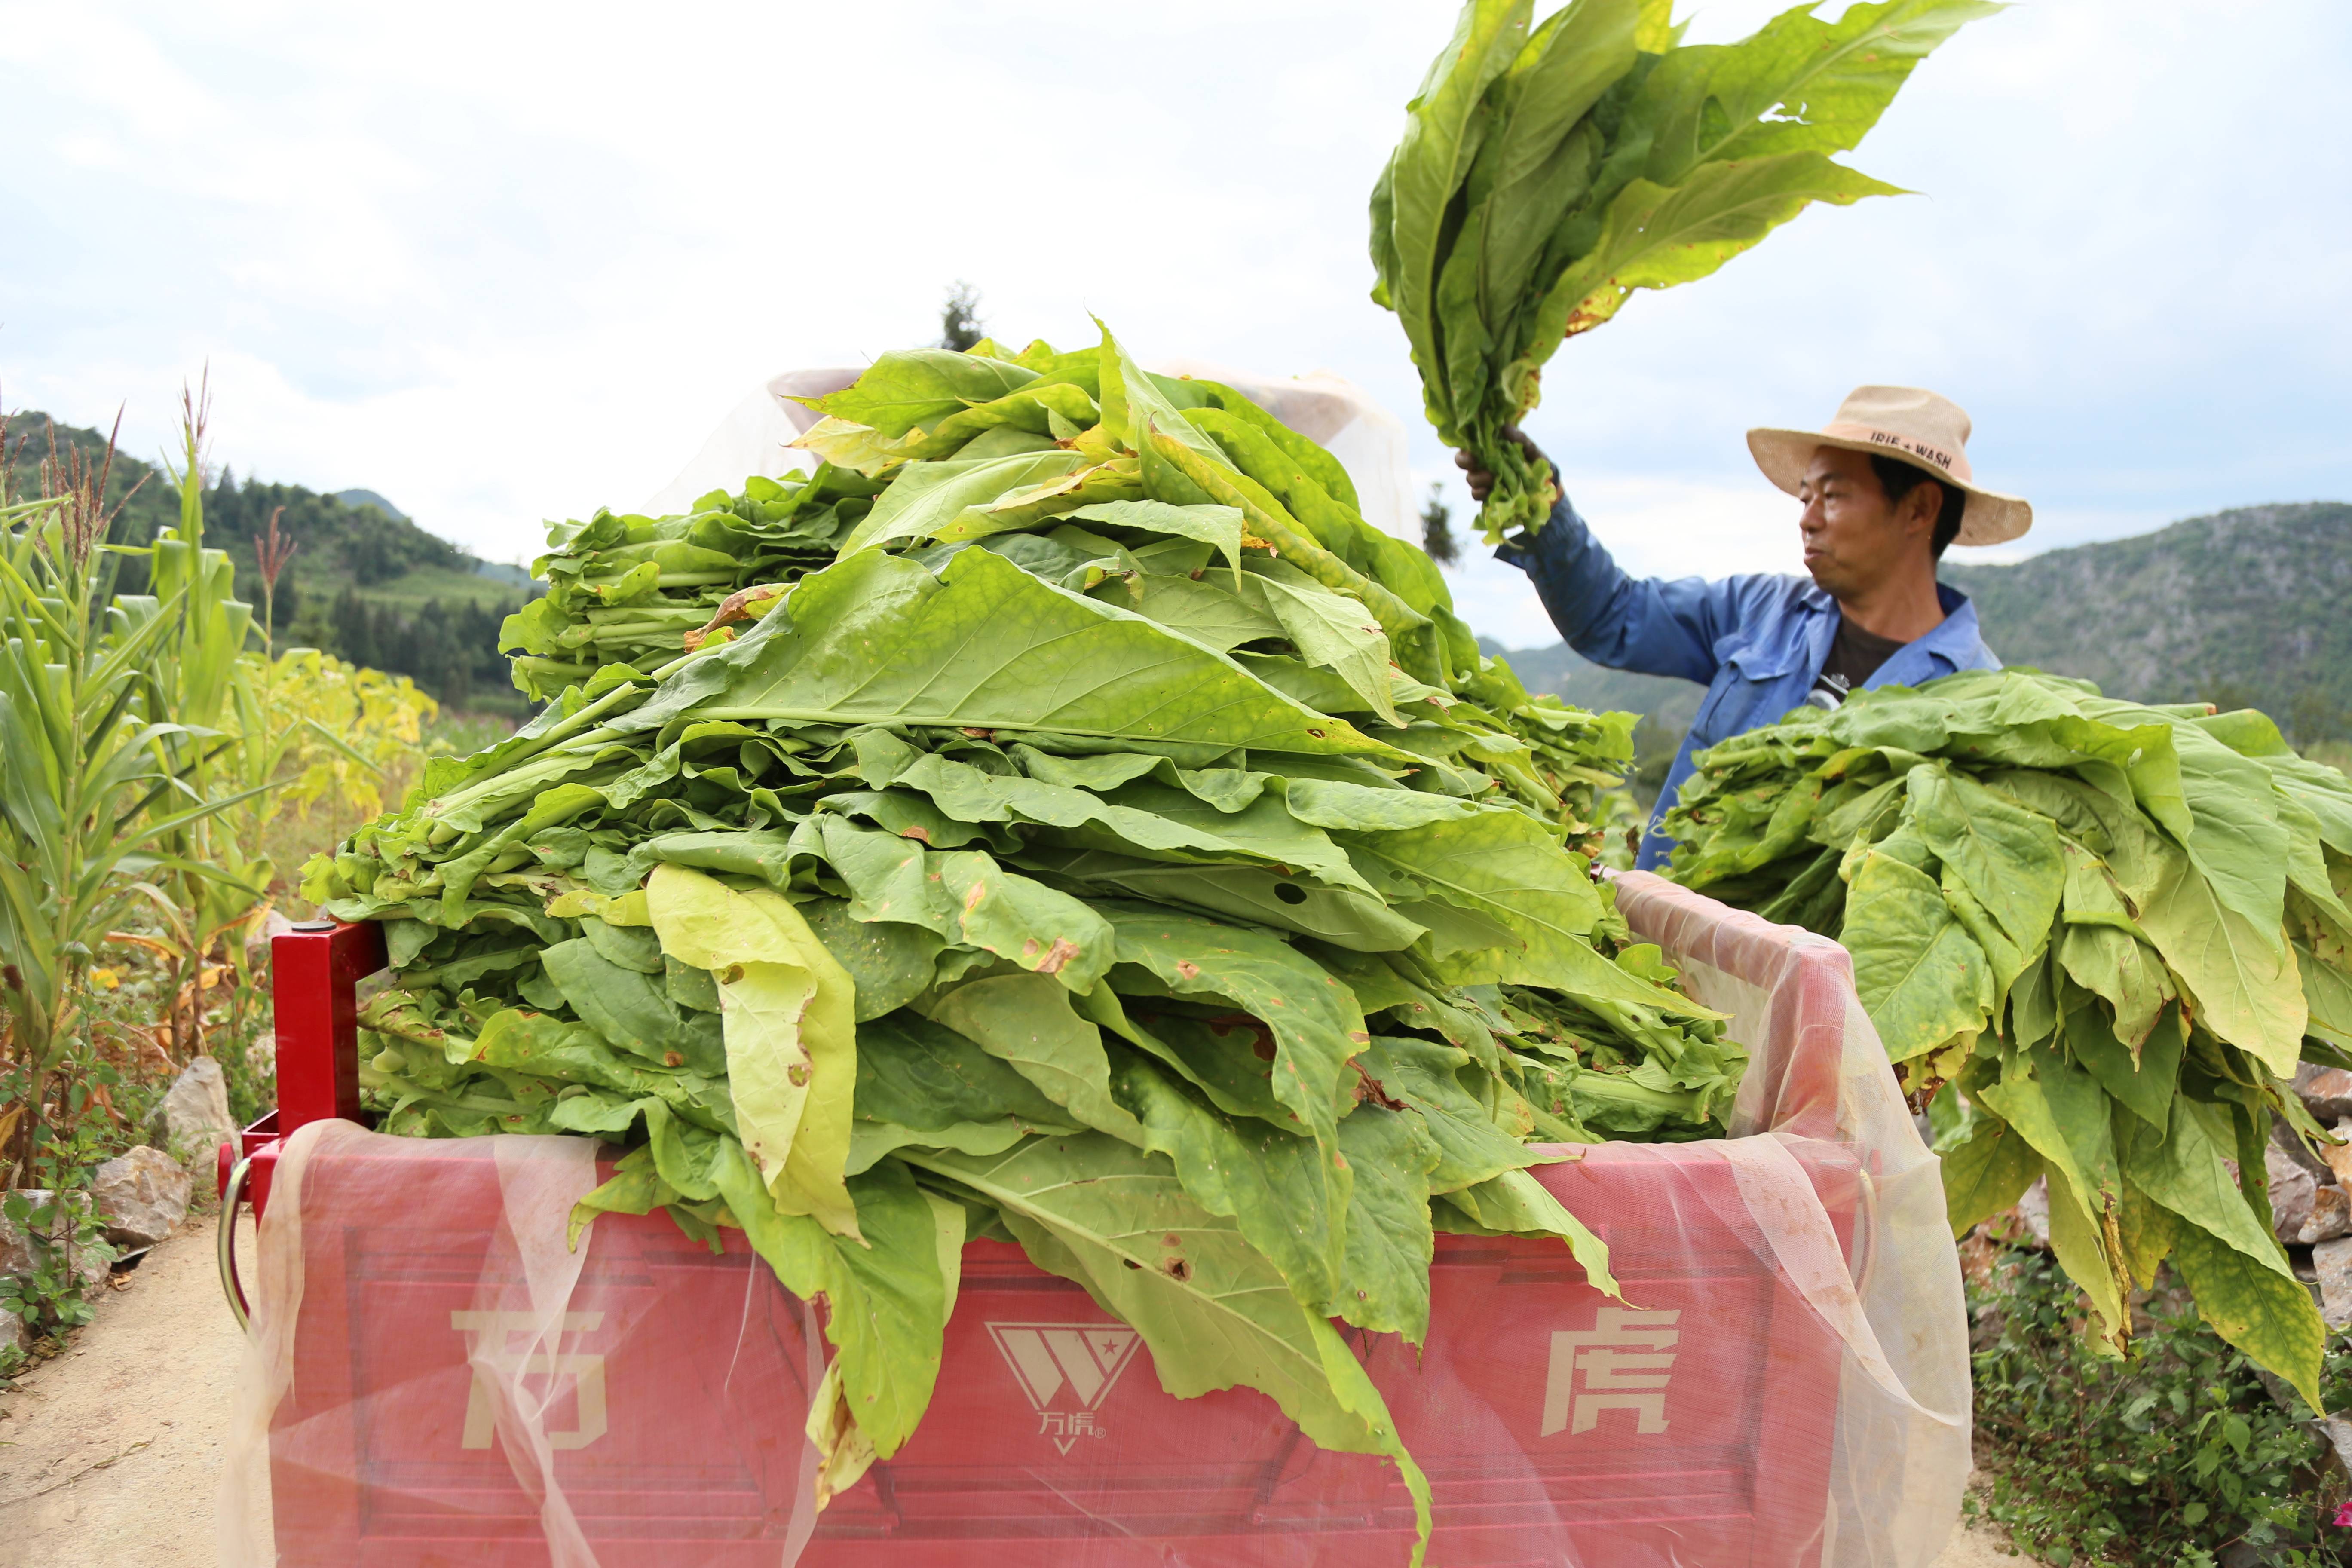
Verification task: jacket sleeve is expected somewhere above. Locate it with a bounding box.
[1495,493,1754,686]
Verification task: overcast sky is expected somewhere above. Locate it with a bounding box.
[4,1,2346,647]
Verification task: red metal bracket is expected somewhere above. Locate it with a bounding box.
[217,919,385,1237]
[270,919,386,1133]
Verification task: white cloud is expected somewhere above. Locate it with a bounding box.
[2,0,2346,644]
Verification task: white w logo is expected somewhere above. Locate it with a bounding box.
[986,1323,1142,1454]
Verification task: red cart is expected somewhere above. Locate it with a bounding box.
[216,873,1968,1567]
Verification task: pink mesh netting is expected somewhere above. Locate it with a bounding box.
[220,870,1967,1567]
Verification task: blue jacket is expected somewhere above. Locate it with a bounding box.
[1498,494,2000,871]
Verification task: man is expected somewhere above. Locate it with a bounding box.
[1461,386,2032,870]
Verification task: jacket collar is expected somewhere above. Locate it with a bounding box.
[1787,579,1987,683]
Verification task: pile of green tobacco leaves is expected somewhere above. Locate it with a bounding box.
[1369,0,1991,540]
[1662,667,2352,1408]
[306,325,1743,1547]
[498,470,878,700]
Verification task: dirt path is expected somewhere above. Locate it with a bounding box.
[0,1210,254,1568]
[0,1211,2030,1565]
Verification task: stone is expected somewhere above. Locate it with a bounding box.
[2300,1063,2352,1123]
[2267,1142,2318,1242]
[89,1145,191,1249]
[2325,1117,2352,1190]
[0,1191,112,1292]
[244,908,296,970]
[159,1055,236,1164]
[2011,1176,2051,1247]
[2299,1182,2352,1244]
[2315,1237,2352,1329]
[0,1311,23,1359]
[2272,1113,2335,1183]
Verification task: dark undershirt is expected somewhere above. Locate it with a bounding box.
[1808,614,1908,707]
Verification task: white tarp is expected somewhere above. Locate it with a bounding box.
[639,357,1418,543]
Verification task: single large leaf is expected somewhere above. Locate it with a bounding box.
[1339,811,1602,976]
[627,546,1411,764]
[540,934,724,1077]
[1070,500,1247,583]
[2133,845,2305,1074]
[801,816,1117,994]
[836,450,1089,557]
[906,1136,1433,1556]
[792,349,1038,439]
[1332,1106,1443,1342]
[1635,0,1999,182]
[1840,849,1995,1060]
[1105,1044,1351,1317]
[2119,1097,2294,1281]
[1939,1114,2040,1237]
[854,1009,1072,1132]
[1030,848,1428,952]
[2170,1214,2327,1413]
[811,1158,960,1457]
[646,864,859,1237]
[1907,767,2065,956]
[1101,575,1283,655]
[1244,559,1400,726]
[923,971,1147,1145]
[1536,152,1902,344]
[2061,989,2183,1135]
[1102,903,1369,1152]
[1357,1034,1540,1193]
[1435,1167,1618,1299]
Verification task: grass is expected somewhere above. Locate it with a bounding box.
[357,564,528,610]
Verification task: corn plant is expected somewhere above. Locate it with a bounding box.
[0,467,260,1185]
[135,387,268,1058]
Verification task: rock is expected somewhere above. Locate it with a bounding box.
[2324,1117,2352,1190]
[0,1311,23,1359]
[244,909,296,970]
[0,1192,112,1292]
[2315,1237,2352,1329]
[159,1056,235,1164]
[2299,1182,2352,1244]
[2012,1176,2051,1247]
[2273,1113,2336,1183]
[2268,1142,2318,1242]
[89,1146,190,1249]
[2300,1063,2352,1123]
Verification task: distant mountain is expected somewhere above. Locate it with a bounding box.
[1942,503,2352,739]
[333,487,408,521]
[2,411,530,712]
[1488,501,2352,748]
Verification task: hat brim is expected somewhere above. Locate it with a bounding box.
[1746,427,2032,548]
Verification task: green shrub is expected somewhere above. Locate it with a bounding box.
[1972,1243,2352,1565]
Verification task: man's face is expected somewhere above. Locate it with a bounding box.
[1796,446,1933,600]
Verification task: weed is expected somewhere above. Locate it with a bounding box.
[1972,1243,2352,1565]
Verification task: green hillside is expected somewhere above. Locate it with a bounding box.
[1,410,532,712]
[1940,502,2352,740]
[1491,501,2352,781]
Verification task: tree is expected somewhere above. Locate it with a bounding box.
[938,282,985,352]
[1420,481,1460,568]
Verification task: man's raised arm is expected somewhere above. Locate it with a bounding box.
[1459,434,1749,688]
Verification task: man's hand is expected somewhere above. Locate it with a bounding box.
[1453,427,1548,504]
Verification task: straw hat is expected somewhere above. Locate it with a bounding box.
[1746,386,2031,548]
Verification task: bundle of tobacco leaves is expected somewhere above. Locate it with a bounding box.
[1371,0,1990,539]
[1664,668,2352,1409]
[307,324,1743,1549]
